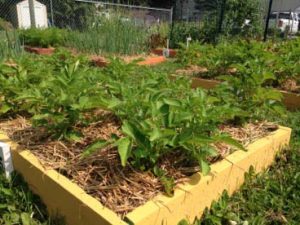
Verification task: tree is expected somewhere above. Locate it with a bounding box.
[39,0,96,29]
[195,0,263,38]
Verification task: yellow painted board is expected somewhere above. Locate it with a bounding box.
[281,91,300,110]
[125,127,291,225]
[0,132,126,225]
[191,77,219,89]
[189,77,300,110]
[0,126,292,225]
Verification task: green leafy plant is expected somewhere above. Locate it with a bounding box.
[17,60,108,139]
[19,28,66,48]
[0,30,23,61]
[83,64,246,180]
[214,59,285,123]
[65,14,150,55]
[176,37,300,92]
[170,22,204,48]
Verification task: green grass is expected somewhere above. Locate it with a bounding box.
[0,172,64,225]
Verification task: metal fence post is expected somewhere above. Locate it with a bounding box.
[170,7,173,26]
[50,0,55,26]
[263,0,273,41]
[218,0,227,34]
[28,0,36,28]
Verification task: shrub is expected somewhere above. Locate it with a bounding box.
[170,22,204,48]
[19,28,66,48]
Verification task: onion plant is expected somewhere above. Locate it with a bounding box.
[0,30,23,61]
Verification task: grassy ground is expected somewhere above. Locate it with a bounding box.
[0,173,63,225]
[0,83,299,224]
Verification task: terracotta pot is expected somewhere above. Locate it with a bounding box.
[24,46,55,55]
[90,56,109,68]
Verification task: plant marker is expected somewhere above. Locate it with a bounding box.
[0,142,14,178]
[163,39,170,58]
[187,36,192,48]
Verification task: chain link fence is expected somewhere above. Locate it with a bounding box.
[0,0,173,54]
[74,0,173,27]
[0,0,172,29]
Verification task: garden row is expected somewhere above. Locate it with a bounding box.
[17,28,299,110]
[11,28,300,111]
[158,38,300,110]
[7,24,169,56]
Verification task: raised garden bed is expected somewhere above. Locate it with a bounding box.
[152,48,177,58]
[0,125,291,225]
[279,91,300,110]
[24,46,55,55]
[137,56,166,66]
[184,76,300,110]
[91,55,167,68]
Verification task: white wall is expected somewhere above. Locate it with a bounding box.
[16,0,48,29]
[272,0,300,12]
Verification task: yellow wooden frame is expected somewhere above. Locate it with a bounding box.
[0,126,291,225]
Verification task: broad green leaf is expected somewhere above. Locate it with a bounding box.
[117,137,131,167]
[107,97,122,109]
[262,71,276,82]
[81,139,110,158]
[20,213,32,225]
[187,136,215,145]
[0,104,11,114]
[163,98,181,107]
[214,135,246,151]
[149,127,161,142]
[66,131,82,142]
[207,96,220,104]
[201,159,210,175]
[204,146,219,157]
[122,121,136,139]
[122,121,151,150]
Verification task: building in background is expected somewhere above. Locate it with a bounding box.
[175,0,201,21]
[271,0,300,12]
[174,0,300,21]
[10,0,48,29]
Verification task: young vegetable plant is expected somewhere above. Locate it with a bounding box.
[214,59,286,123]
[83,73,246,193]
[19,28,66,48]
[23,61,109,140]
[0,56,49,116]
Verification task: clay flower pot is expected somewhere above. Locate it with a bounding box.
[24,46,55,55]
[90,56,109,68]
[137,56,166,66]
